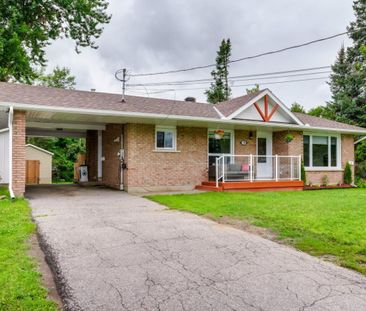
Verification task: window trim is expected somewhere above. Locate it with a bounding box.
[155,126,177,151]
[207,129,235,156]
[303,132,341,170]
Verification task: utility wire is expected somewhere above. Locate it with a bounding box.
[128,65,331,86]
[130,32,347,77]
[127,76,329,93]
[127,70,331,87]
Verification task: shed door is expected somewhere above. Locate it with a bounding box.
[26,160,40,184]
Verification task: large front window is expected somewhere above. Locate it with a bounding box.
[303,134,340,168]
[208,131,232,154]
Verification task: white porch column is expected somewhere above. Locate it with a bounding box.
[97,130,102,181]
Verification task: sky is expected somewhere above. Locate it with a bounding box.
[45,0,355,110]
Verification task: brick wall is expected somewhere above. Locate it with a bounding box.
[306,134,355,185]
[124,124,207,192]
[273,131,303,156]
[86,130,98,181]
[102,124,123,189]
[12,110,26,196]
[235,130,256,154]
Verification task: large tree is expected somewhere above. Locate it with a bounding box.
[290,102,306,113]
[205,39,232,104]
[0,1,110,83]
[37,67,76,89]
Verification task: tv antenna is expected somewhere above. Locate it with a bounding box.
[115,68,130,102]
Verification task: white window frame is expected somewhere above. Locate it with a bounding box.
[207,129,235,157]
[155,126,177,151]
[303,132,342,171]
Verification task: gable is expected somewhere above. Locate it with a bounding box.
[227,91,302,125]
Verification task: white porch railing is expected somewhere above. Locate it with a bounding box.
[215,155,302,188]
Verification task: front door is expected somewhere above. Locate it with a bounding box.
[256,131,273,179]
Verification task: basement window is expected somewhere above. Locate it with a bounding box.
[155,126,177,151]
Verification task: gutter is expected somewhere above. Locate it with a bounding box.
[8,107,14,199]
[1,101,366,135]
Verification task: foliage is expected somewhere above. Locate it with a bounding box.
[206,39,232,104]
[0,187,57,310]
[344,162,353,185]
[245,84,260,94]
[148,189,366,275]
[355,176,366,188]
[0,0,110,83]
[307,105,335,119]
[27,137,85,182]
[356,160,366,178]
[356,140,366,162]
[284,133,294,143]
[321,175,329,186]
[37,67,76,89]
[290,102,306,113]
[301,161,306,184]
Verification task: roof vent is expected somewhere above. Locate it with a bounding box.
[185,96,196,102]
[90,88,96,92]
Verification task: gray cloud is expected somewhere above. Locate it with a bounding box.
[45,0,354,109]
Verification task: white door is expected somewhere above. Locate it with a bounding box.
[256,131,273,179]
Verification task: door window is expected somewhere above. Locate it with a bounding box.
[257,137,267,163]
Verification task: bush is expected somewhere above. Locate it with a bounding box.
[356,160,366,179]
[355,177,366,188]
[321,175,329,186]
[344,162,353,185]
[301,161,306,184]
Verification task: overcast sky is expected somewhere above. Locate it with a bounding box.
[45,0,355,110]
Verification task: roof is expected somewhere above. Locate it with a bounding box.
[214,90,263,117]
[293,112,366,131]
[0,82,219,119]
[0,82,365,134]
[26,144,54,156]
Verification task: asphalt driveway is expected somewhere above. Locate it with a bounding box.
[28,185,366,311]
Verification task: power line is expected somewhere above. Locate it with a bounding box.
[129,32,347,77]
[127,76,329,93]
[127,70,331,87]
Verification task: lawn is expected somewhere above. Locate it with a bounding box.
[0,187,57,310]
[148,189,366,275]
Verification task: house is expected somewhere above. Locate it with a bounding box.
[0,82,365,197]
[25,144,53,184]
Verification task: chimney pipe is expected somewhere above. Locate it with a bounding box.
[91,88,96,92]
[185,96,196,102]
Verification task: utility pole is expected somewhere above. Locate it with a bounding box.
[121,68,127,102]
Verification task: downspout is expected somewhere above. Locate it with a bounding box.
[8,107,14,199]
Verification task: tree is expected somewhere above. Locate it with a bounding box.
[290,102,306,113]
[246,84,260,94]
[0,1,110,83]
[307,105,334,119]
[205,39,232,104]
[38,67,76,89]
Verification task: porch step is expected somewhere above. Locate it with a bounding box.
[196,180,304,192]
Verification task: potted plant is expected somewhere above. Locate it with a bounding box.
[214,129,225,139]
[284,133,294,143]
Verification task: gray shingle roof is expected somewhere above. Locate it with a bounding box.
[0,82,219,119]
[293,112,366,131]
[0,82,365,133]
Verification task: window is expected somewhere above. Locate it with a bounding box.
[208,131,232,154]
[303,134,340,168]
[155,126,176,150]
[257,138,267,163]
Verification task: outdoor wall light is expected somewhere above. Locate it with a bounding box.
[249,131,253,140]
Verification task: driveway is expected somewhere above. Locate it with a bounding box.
[28,185,366,311]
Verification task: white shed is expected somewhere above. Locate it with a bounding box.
[26,144,54,184]
[0,128,9,184]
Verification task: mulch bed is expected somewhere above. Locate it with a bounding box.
[304,185,354,190]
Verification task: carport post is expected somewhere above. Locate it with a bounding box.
[97,130,102,181]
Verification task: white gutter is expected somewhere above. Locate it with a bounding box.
[8,107,14,199]
[1,101,366,135]
[355,136,366,145]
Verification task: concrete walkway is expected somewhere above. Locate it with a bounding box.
[28,185,366,311]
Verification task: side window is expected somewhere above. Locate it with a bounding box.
[155,127,176,150]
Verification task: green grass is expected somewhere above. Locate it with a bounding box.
[0,187,57,310]
[148,189,366,275]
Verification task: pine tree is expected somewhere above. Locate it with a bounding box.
[290,102,306,113]
[205,39,232,104]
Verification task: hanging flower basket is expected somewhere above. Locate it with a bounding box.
[285,133,294,143]
[214,129,225,139]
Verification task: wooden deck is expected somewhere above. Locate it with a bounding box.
[196,180,304,192]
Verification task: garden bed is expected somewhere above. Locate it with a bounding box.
[304,184,355,190]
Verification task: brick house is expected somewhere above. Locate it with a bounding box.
[0,82,365,197]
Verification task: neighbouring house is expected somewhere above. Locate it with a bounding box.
[25,144,53,184]
[0,82,365,197]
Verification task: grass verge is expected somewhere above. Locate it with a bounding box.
[0,187,57,310]
[148,189,366,275]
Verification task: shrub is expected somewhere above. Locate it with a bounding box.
[355,177,366,188]
[355,160,366,179]
[301,161,306,184]
[321,175,329,186]
[344,162,353,185]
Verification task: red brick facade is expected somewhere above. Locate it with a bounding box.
[273,131,303,157]
[124,124,208,192]
[12,110,26,196]
[235,130,256,154]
